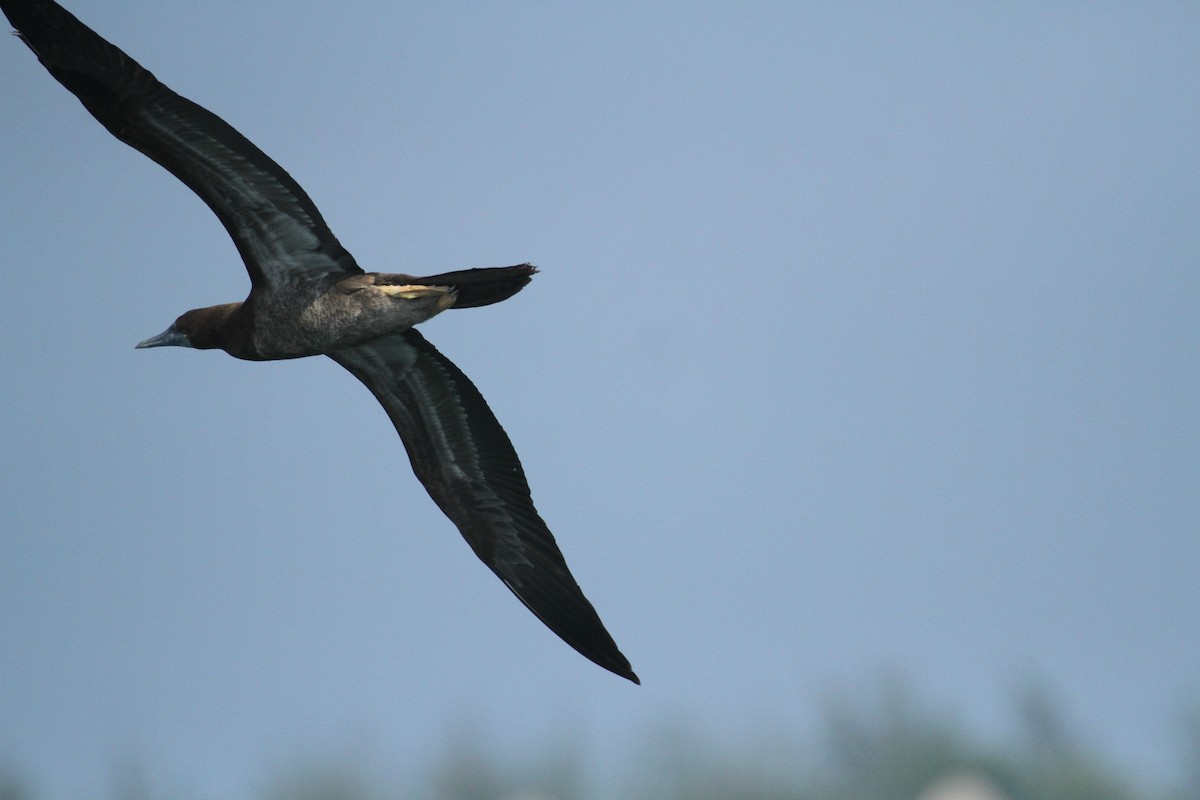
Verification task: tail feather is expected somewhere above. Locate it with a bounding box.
[402,263,537,309]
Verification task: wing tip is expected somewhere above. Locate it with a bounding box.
[590,645,639,684]
[599,649,640,685]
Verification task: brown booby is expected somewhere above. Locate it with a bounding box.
[3,0,638,684]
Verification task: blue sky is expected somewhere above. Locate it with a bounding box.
[1,2,1197,796]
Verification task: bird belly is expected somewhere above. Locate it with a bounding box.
[249,286,454,359]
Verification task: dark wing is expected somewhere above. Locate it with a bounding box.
[329,330,639,684]
[2,0,361,288]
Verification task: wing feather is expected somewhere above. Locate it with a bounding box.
[329,330,639,683]
[1,0,360,287]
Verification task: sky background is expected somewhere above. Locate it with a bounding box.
[1,1,1197,797]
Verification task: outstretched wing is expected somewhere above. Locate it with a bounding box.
[329,330,639,683]
[2,0,361,288]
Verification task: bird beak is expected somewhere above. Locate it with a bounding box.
[135,324,191,349]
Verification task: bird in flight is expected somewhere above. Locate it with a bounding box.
[3,0,638,684]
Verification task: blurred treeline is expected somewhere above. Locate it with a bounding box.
[4,682,1198,800]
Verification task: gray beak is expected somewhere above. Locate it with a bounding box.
[135,324,191,349]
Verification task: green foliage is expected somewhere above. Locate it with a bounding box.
[0,774,30,800]
[2,686,1192,800]
[410,682,1173,800]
